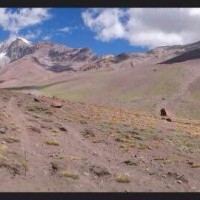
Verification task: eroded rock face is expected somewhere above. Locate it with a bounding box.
[0,38,98,72]
[6,39,35,61]
[1,36,200,73]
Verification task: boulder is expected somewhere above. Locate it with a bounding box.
[34,97,41,102]
[0,128,6,134]
[51,102,63,108]
[166,118,172,122]
[160,108,167,116]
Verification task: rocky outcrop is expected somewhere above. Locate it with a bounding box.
[6,38,35,61]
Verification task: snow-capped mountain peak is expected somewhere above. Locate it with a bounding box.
[101,54,115,59]
[16,37,32,45]
[0,37,34,67]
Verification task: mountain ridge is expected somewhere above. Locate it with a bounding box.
[1,37,200,72]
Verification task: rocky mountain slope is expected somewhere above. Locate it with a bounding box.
[0,37,98,71]
[0,37,199,192]
[0,37,200,120]
[1,37,200,72]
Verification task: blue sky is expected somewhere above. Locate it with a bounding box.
[0,8,200,56]
[0,8,148,55]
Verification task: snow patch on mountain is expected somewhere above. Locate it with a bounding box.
[0,52,6,59]
[17,37,32,45]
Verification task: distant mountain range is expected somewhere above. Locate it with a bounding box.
[0,37,199,121]
[1,37,200,72]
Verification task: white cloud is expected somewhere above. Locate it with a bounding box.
[82,8,200,48]
[20,29,42,40]
[0,8,51,37]
[58,27,71,33]
[58,26,80,34]
[43,35,52,40]
[82,8,125,42]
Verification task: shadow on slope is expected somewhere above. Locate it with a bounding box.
[3,79,80,91]
[32,57,76,73]
[161,48,200,64]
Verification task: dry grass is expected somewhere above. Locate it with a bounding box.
[59,171,79,180]
[44,140,59,146]
[58,155,86,161]
[115,175,131,183]
[0,155,7,164]
[10,123,20,131]
[19,158,29,171]
[191,164,200,168]
[0,144,8,155]
[3,137,20,143]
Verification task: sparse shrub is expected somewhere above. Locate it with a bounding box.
[59,171,79,180]
[4,137,20,143]
[82,128,95,138]
[79,119,88,124]
[191,164,200,168]
[0,144,8,155]
[91,138,104,143]
[28,126,41,133]
[45,140,59,146]
[10,123,20,131]
[0,155,7,164]
[115,175,131,183]
[59,155,86,161]
[19,158,28,172]
[26,104,49,112]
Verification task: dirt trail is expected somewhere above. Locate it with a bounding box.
[6,97,42,160]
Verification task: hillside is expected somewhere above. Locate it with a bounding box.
[1,57,199,120]
[0,36,200,192]
[0,38,200,120]
[0,89,199,192]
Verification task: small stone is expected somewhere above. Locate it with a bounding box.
[123,159,139,166]
[177,180,182,184]
[166,185,172,189]
[83,172,89,176]
[51,102,63,108]
[59,127,68,132]
[0,128,6,134]
[89,165,110,177]
[187,161,193,166]
[50,161,59,170]
[92,151,98,156]
[162,175,167,179]
[166,118,172,122]
[34,97,41,102]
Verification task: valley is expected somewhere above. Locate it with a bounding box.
[0,37,199,192]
